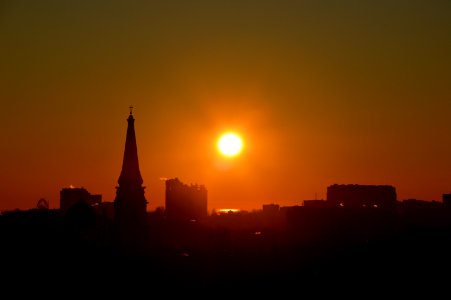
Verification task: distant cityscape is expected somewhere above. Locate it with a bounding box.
[56,181,451,222]
[39,109,451,222]
[2,109,451,290]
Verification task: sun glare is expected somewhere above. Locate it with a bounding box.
[217,132,243,157]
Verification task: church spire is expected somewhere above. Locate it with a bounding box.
[118,107,143,187]
[114,108,148,248]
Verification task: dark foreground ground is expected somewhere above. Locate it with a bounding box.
[1,208,451,295]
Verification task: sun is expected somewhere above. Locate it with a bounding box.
[217,132,243,157]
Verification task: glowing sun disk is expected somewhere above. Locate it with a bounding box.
[217,133,243,157]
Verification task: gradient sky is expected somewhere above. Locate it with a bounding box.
[1,0,451,211]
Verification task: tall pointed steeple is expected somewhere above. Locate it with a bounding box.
[114,107,148,245]
[118,107,143,188]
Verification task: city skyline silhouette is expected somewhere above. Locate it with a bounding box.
[2,106,451,212]
[1,1,451,292]
[2,1,451,212]
[10,108,448,215]
[1,98,451,293]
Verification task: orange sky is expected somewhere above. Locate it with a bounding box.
[1,1,451,211]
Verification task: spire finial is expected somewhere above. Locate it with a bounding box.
[129,105,134,115]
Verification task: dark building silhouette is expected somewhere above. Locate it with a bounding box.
[60,187,102,214]
[262,204,280,217]
[64,200,97,238]
[114,108,148,244]
[443,194,451,207]
[165,178,207,221]
[400,198,446,228]
[327,184,397,209]
[262,203,280,218]
[303,199,328,207]
[401,198,441,208]
[98,202,114,220]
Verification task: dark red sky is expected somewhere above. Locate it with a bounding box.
[1,1,451,211]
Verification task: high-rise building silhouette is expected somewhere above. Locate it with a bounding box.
[443,194,451,207]
[327,184,397,209]
[114,108,148,244]
[165,178,207,221]
[60,186,102,214]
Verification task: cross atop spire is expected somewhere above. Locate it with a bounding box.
[129,105,134,115]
